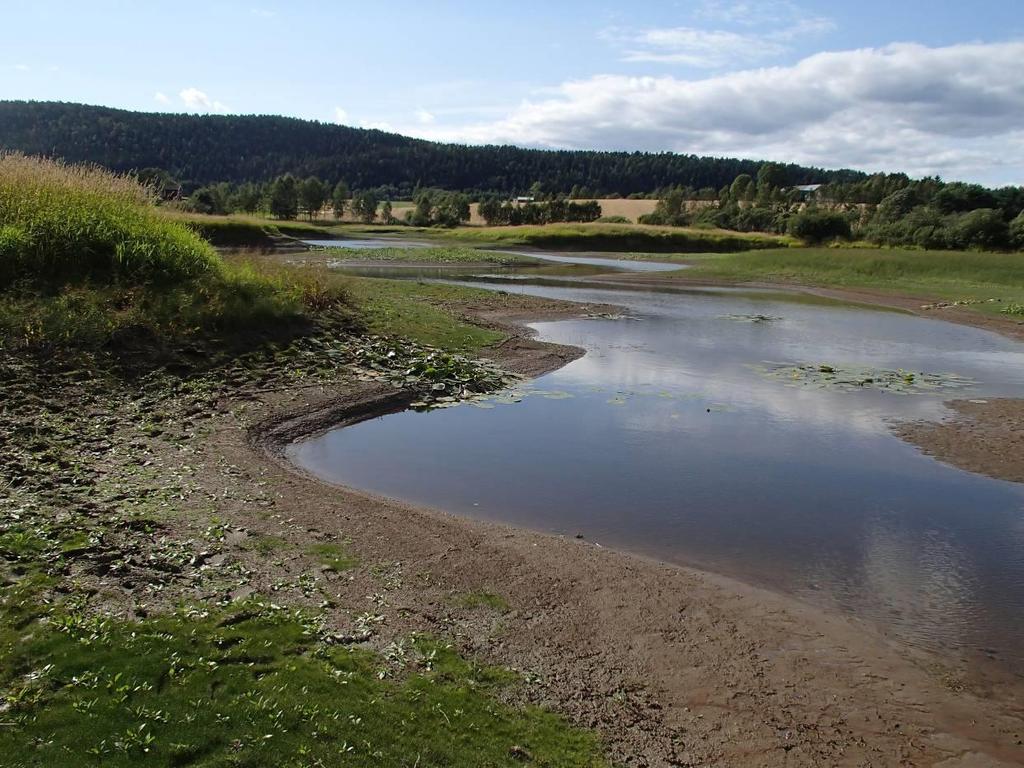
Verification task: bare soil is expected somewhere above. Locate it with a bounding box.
[22,264,1021,766]
[238,302,1024,766]
[896,399,1024,484]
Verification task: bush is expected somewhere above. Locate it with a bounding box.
[949,208,1010,250]
[787,209,852,243]
[1011,213,1024,250]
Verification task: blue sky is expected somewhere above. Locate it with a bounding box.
[3,1,1023,184]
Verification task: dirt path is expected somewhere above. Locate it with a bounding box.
[231,301,1024,767]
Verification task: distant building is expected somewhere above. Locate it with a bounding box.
[515,196,536,203]
[792,184,823,199]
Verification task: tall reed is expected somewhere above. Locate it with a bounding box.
[0,153,219,286]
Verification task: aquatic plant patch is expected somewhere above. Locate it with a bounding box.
[752,361,976,394]
[723,313,782,323]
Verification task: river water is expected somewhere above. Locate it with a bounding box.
[291,245,1024,670]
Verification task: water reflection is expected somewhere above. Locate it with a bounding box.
[289,255,1024,669]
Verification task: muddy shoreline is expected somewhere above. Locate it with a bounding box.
[249,295,1024,766]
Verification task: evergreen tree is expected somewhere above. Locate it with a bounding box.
[269,175,298,219]
[298,176,328,220]
[331,180,350,219]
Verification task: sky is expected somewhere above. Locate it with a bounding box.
[2,0,1023,185]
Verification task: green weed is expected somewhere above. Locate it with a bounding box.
[308,543,359,572]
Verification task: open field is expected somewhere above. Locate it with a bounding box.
[686,247,1024,314]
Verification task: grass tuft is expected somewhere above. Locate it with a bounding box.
[0,597,604,767]
[0,155,349,351]
[308,543,359,572]
[0,153,218,286]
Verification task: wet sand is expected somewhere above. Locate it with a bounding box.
[244,297,1024,766]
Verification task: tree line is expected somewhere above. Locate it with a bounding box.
[478,198,602,226]
[642,163,1024,250]
[0,101,861,196]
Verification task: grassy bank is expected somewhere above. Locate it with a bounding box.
[0,346,604,767]
[167,212,336,249]
[420,223,790,253]
[0,155,346,352]
[1,156,607,765]
[686,247,1024,312]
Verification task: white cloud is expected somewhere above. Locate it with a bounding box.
[250,7,275,17]
[618,27,786,67]
[179,87,229,113]
[154,91,171,105]
[333,106,349,124]
[407,42,1024,184]
[607,2,834,69]
[415,108,436,125]
[14,64,30,71]
[696,0,826,29]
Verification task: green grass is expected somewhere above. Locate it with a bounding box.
[308,542,359,572]
[328,222,790,252]
[342,278,506,352]
[458,591,510,611]
[0,155,348,350]
[168,212,335,249]
[0,589,604,768]
[686,247,1024,311]
[0,154,220,286]
[317,246,537,264]
[418,223,791,253]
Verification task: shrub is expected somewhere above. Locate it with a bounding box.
[1011,213,1024,250]
[948,208,1010,250]
[787,209,852,243]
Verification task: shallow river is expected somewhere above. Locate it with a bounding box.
[291,246,1024,670]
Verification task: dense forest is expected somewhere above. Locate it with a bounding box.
[0,101,865,196]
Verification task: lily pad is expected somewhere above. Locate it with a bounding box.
[751,361,976,394]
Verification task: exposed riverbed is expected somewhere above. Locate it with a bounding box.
[291,245,1024,672]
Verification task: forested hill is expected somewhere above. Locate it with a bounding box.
[0,101,864,195]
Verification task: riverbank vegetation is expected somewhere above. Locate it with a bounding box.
[0,154,610,765]
[687,248,1024,311]
[643,164,1024,251]
[478,198,603,226]
[0,154,348,352]
[313,246,537,265]
[426,222,790,253]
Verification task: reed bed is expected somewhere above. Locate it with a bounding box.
[0,154,347,350]
[0,153,221,286]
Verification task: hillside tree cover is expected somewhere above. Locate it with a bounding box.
[0,101,862,196]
